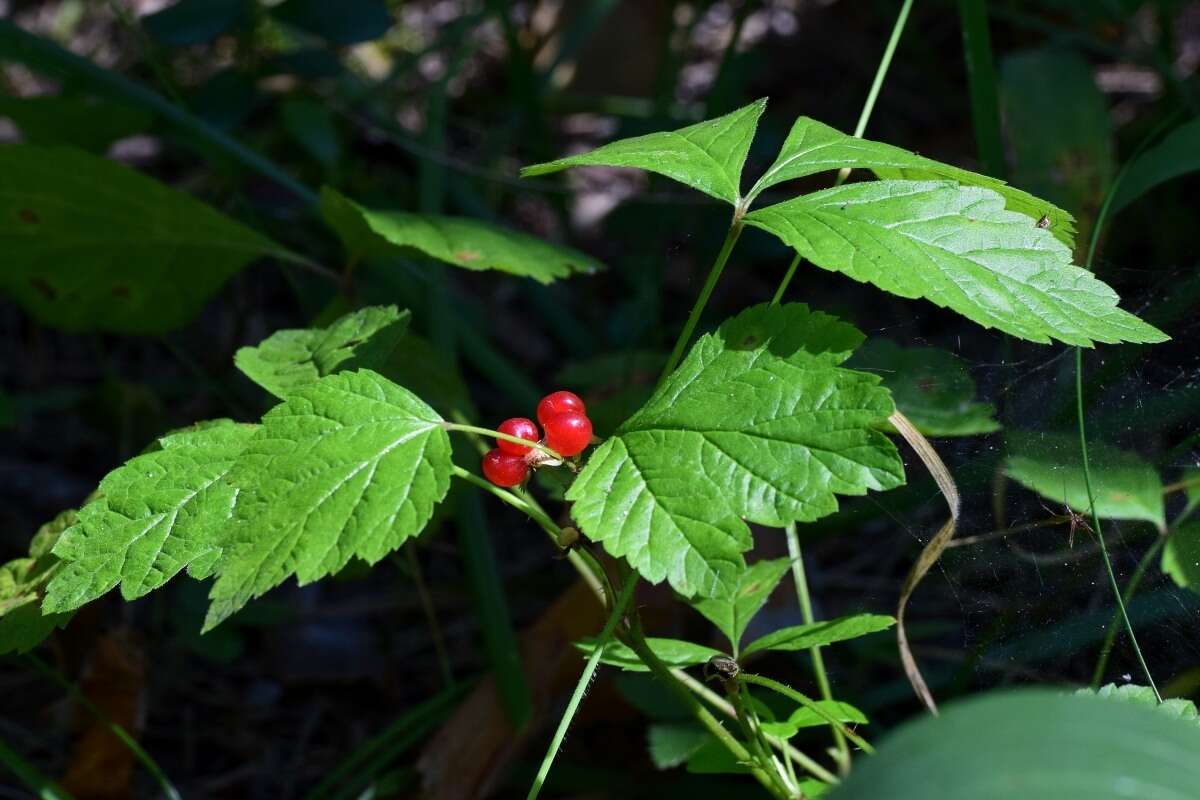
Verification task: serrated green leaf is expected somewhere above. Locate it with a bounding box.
[849,340,999,437]
[1078,684,1200,727]
[1004,432,1165,530]
[1111,118,1200,215]
[747,115,1075,245]
[1162,522,1200,593]
[574,636,721,672]
[205,370,452,630]
[0,145,288,334]
[647,723,710,770]
[742,613,895,657]
[43,420,257,613]
[830,689,1200,799]
[1,510,76,654]
[320,187,602,284]
[521,99,767,205]
[760,701,868,739]
[745,181,1166,347]
[692,557,793,652]
[235,305,410,399]
[567,303,904,599]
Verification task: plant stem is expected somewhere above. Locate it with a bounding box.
[0,735,74,800]
[1074,350,1160,702]
[526,577,638,800]
[772,253,803,305]
[450,465,563,536]
[624,620,791,800]
[739,672,875,755]
[784,523,849,772]
[957,0,1006,178]
[658,220,744,385]
[403,543,455,688]
[444,423,562,461]
[1091,534,1167,688]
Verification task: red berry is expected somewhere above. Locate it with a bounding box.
[537,390,585,426]
[543,412,593,457]
[496,417,539,455]
[482,448,528,487]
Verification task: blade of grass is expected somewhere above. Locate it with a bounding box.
[0,735,75,800]
[957,0,1006,178]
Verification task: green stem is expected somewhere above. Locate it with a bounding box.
[526,578,638,800]
[784,523,849,772]
[403,543,455,688]
[771,253,802,305]
[444,423,562,461]
[624,621,791,800]
[0,735,74,800]
[957,0,1006,178]
[1074,350,1160,701]
[1091,534,1167,688]
[739,672,875,755]
[658,220,744,385]
[26,655,182,800]
[450,465,562,535]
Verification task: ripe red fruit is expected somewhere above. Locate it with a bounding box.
[536,390,585,426]
[496,417,539,455]
[543,411,593,457]
[482,448,528,487]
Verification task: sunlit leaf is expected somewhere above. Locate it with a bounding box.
[692,557,793,652]
[742,613,895,656]
[522,99,767,205]
[43,421,257,613]
[760,701,867,739]
[0,510,75,654]
[745,180,1166,346]
[205,370,452,630]
[567,303,903,599]
[321,187,602,283]
[235,305,410,399]
[1004,432,1165,530]
[0,146,288,333]
[747,114,1075,245]
[849,340,999,437]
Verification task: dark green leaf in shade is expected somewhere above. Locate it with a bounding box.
[1162,522,1200,593]
[1111,118,1200,215]
[1078,684,1200,727]
[0,95,152,151]
[271,0,392,45]
[574,636,722,672]
[0,510,76,654]
[143,0,249,46]
[647,723,710,770]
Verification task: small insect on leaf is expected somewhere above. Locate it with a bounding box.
[1036,214,1051,229]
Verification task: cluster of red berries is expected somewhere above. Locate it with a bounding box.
[481,390,593,487]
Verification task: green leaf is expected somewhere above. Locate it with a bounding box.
[0,145,287,334]
[647,723,710,770]
[692,557,793,652]
[574,636,722,672]
[281,98,341,168]
[745,180,1166,347]
[686,737,749,775]
[1004,431,1165,530]
[1162,523,1200,593]
[760,701,868,739]
[205,370,452,630]
[0,510,75,654]
[380,331,477,419]
[271,0,391,44]
[42,420,256,614]
[320,187,602,284]
[747,115,1075,245]
[521,99,767,205]
[143,0,249,46]
[742,613,895,657]
[567,303,904,599]
[235,305,410,399]
[829,689,1200,800]
[1078,684,1200,727]
[848,340,999,437]
[1111,118,1200,215]
[0,94,153,151]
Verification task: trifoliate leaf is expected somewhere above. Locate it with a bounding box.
[574,636,722,673]
[205,370,452,630]
[760,701,868,739]
[1162,523,1200,593]
[521,99,767,205]
[692,557,793,652]
[1004,432,1165,531]
[320,187,602,283]
[43,420,257,613]
[745,181,1166,346]
[746,115,1075,245]
[0,146,289,334]
[648,723,711,770]
[1,510,76,654]
[235,305,410,399]
[567,303,904,599]
[742,613,895,656]
[849,340,999,437]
